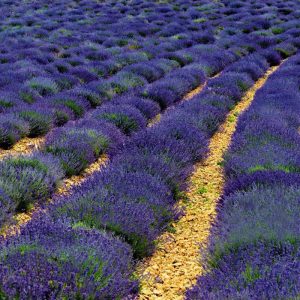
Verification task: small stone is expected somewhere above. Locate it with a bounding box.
[155,276,164,284]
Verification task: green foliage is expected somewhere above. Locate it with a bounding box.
[242,265,261,284]
[271,27,284,34]
[248,164,300,173]
[20,92,35,104]
[101,113,137,134]
[197,186,208,195]
[0,99,13,108]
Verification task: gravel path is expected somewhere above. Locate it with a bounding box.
[137,65,280,300]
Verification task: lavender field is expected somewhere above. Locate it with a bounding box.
[0,0,299,299]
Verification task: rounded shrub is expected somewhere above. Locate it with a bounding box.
[19,109,52,137]
[92,104,147,135]
[0,114,30,149]
[45,127,108,176]
[26,77,59,96]
[0,152,64,211]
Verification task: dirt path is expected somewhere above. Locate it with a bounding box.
[0,136,44,159]
[137,65,280,300]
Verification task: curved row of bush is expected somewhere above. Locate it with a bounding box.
[0,56,175,148]
[0,0,228,148]
[5,33,269,228]
[186,54,300,299]
[42,56,207,179]
[0,49,279,298]
[1,44,240,226]
[0,43,237,149]
[1,37,294,151]
[0,43,286,227]
[0,1,299,299]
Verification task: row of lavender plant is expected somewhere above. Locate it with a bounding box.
[186,54,300,299]
[0,33,274,150]
[0,35,296,224]
[1,28,292,229]
[0,42,245,227]
[0,49,188,148]
[0,0,298,148]
[41,55,212,177]
[0,47,282,298]
[0,40,246,149]
[10,3,291,222]
[0,0,298,297]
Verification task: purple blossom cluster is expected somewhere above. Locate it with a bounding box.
[186,241,300,299]
[0,19,258,226]
[0,216,138,299]
[0,44,235,149]
[0,0,299,298]
[186,55,300,299]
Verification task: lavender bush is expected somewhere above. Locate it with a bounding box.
[186,242,300,300]
[0,152,64,222]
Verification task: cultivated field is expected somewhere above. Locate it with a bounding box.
[0,0,299,299]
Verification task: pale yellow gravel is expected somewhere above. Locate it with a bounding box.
[0,137,45,159]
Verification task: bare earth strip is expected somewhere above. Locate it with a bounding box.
[0,155,108,238]
[182,71,221,102]
[183,84,206,101]
[137,65,280,300]
[0,137,45,159]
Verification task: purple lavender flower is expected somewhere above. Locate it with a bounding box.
[0,216,137,299]
[186,242,300,300]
